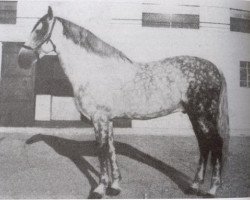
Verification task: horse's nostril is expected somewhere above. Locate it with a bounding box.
[18,48,37,69]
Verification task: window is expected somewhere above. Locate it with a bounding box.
[0,42,35,126]
[0,1,17,24]
[230,8,250,33]
[240,61,250,88]
[142,13,199,29]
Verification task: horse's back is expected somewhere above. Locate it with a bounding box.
[161,56,221,84]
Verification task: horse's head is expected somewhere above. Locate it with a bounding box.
[18,6,56,69]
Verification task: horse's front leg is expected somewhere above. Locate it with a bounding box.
[107,121,122,195]
[92,115,110,198]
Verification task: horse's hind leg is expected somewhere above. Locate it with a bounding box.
[209,134,223,196]
[107,121,122,195]
[192,137,210,191]
[187,111,223,196]
[191,114,224,196]
[188,116,210,192]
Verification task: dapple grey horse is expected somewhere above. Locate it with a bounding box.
[18,7,229,198]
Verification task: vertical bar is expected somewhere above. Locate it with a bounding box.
[0,42,2,78]
[50,95,52,121]
[247,62,249,87]
[35,95,52,121]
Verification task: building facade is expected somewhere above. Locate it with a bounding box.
[0,0,249,135]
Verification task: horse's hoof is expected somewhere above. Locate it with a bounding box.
[107,181,121,196]
[92,184,106,199]
[89,192,103,199]
[203,192,215,198]
[185,182,200,195]
[207,185,219,198]
[107,187,121,196]
[196,190,209,197]
[185,187,198,195]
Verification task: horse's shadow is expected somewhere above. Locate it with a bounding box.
[25,134,208,198]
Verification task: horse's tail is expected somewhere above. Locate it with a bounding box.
[217,72,230,173]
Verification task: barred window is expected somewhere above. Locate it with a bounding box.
[0,1,17,24]
[240,61,250,88]
[142,13,199,29]
[230,8,250,33]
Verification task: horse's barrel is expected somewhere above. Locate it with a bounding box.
[18,48,37,69]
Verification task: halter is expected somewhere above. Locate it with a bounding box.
[21,18,57,53]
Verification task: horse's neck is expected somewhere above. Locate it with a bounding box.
[50,20,136,90]
[50,21,91,88]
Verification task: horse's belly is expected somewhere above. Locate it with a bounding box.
[112,82,184,119]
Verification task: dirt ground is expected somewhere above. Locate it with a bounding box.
[0,131,249,198]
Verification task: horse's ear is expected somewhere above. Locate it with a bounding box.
[48,6,53,20]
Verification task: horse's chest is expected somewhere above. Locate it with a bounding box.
[73,69,132,118]
[60,54,129,114]
[73,80,116,117]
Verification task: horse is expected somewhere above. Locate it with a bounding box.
[18,7,230,198]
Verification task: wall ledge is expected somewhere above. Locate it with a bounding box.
[0,127,249,136]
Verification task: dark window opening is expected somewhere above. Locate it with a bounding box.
[230,8,250,33]
[142,12,199,29]
[0,42,35,126]
[240,61,250,88]
[35,55,73,97]
[0,1,17,24]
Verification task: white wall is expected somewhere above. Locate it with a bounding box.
[0,0,250,135]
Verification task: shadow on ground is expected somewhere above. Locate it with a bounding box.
[26,134,208,198]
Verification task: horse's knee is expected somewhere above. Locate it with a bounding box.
[94,124,109,148]
[93,114,110,145]
[96,134,108,148]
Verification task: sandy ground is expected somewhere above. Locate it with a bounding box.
[0,131,249,199]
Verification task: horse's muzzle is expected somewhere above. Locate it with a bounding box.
[18,47,38,69]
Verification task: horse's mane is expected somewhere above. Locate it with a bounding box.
[56,17,132,63]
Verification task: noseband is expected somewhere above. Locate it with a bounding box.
[21,18,57,54]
